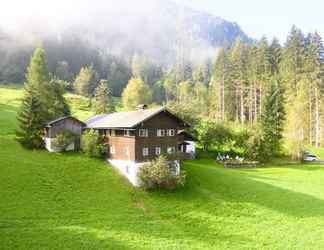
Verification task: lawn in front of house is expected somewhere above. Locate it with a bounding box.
[2,85,324,249]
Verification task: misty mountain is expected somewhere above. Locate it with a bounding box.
[0,0,250,85]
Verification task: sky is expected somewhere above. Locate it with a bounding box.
[0,0,322,43]
[173,0,323,43]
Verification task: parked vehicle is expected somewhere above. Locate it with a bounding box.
[304,153,318,162]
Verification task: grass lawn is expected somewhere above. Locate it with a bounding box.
[1,86,324,249]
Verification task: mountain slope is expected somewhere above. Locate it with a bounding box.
[0,0,250,83]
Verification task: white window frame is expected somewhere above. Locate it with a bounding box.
[155,147,161,155]
[124,130,131,137]
[142,147,149,156]
[167,129,175,136]
[157,129,165,137]
[110,145,115,155]
[167,147,176,154]
[139,129,148,137]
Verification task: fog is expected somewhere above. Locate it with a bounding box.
[0,0,249,68]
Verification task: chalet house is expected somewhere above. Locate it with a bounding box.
[43,116,85,152]
[86,105,194,186]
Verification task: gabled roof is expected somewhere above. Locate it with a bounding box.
[45,116,85,128]
[85,107,190,129]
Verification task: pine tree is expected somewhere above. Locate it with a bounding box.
[50,79,71,118]
[269,38,282,75]
[122,77,152,110]
[93,80,115,114]
[16,85,45,149]
[229,38,248,123]
[256,36,271,120]
[281,26,306,95]
[26,47,50,91]
[259,78,285,159]
[163,70,177,102]
[25,47,52,121]
[74,65,99,98]
[209,48,228,120]
[304,32,324,147]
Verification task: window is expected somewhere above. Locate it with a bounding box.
[125,147,130,156]
[157,129,165,137]
[167,129,175,136]
[167,147,176,154]
[124,130,131,136]
[155,147,161,155]
[139,129,148,137]
[110,145,115,154]
[109,130,116,136]
[142,147,149,156]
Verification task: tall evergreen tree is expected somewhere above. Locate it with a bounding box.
[93,80,115,114]
[49,79,71,118]
[259,78,285,159]
[16,85,45,149]
[304,32,324,147]
[229,38,248,123]
[269,38,282,75]
[25,47,53,120]
[281,26,306,95]
[74,65,99,98]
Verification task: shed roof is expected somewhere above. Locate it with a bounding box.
[45,116,85,128]
[85,107,190,129]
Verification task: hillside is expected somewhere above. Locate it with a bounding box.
[0,0,249,84]
[2,87,324,249]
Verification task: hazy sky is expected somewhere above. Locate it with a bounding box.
[174,0,323,42]
[1,0,322,43]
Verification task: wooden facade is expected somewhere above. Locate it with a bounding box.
[100,110,187,163]
[44,117,85,138]
[44,116,85,152]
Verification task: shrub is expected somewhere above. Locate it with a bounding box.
[81,129,106,158]
[138,155,186,190]
[52,130,76,151]
[195,119,232,151]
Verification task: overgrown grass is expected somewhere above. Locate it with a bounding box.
[2,85,324,249]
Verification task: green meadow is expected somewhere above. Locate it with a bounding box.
[1,85,324,249]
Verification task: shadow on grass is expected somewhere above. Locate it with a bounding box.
[183,160,324,219]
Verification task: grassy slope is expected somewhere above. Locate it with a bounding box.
[1,86,324,249]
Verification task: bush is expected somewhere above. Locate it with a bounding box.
[81,129,106,158]
[195,119,232,151]
[138,155,186,190]
[52,130,76,151]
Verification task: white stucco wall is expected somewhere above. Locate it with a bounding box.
[108,160,145,186]
[186,141,196,155]
[108,159,180,187]
[44,137,75,153]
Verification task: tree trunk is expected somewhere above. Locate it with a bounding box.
[222,75,225,120]
[254,81,258,123]
[240,83,244,125]
[309,90,313,146]
[259,85,262,119]
[315,88,320,148]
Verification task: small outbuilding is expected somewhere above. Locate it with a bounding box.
[178,130,197,159]
[44,116,85,152]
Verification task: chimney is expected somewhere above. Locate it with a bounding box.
[137,104,148,110]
